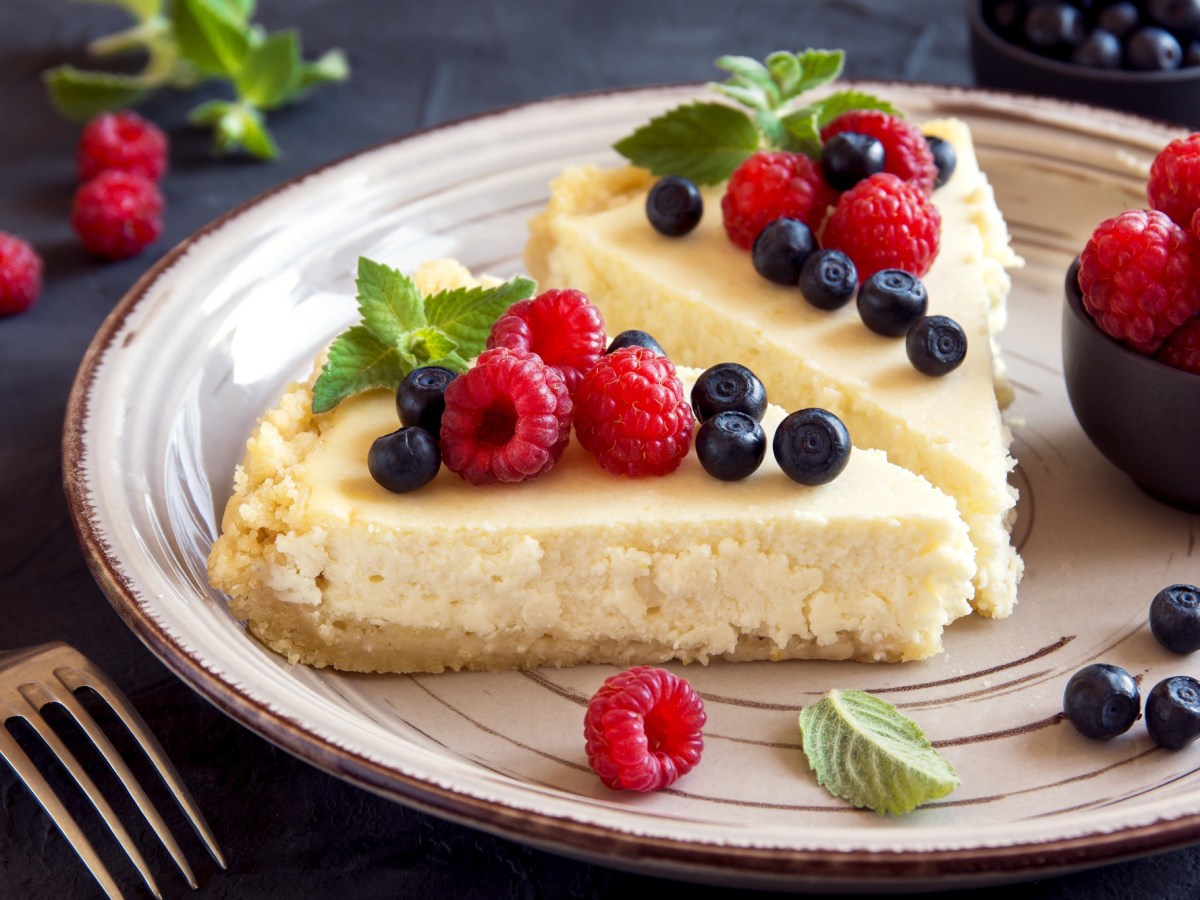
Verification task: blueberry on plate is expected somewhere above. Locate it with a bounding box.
[397,365,458,435]
[606,329,666,356]
[368,426,441,493]
[925,135,957,189]
[752,218,818,286]
[906,315,968,376]
[820,132,885,192]
[799,249,858,311]
[772,408,851,486]
[691,362,767,422]
[1062,663,1141,740]
[696,410,767,481]
[646,176,703,236]
[1149,583,1200,654]
[1146,675,1200,750]
[857,269,928,337]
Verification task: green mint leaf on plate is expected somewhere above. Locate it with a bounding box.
[813,89,901,128]
[713,55,781,110]
[173,0,252,78]
[779,106,822,158]
[424,276,537,352]
[798,689,959,815]
[235,29,301,109]
[43,66,152,122]
[355,257,427,343]
[614,102,760,185]
[787,49,845,95]
[312,327,405,415]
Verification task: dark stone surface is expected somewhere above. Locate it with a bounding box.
[2,0,1198,896]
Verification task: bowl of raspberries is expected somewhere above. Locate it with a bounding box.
[1064,132,1200,510]
[970,0,1200,127]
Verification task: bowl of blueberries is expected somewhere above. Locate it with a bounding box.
[969,0,1200,126]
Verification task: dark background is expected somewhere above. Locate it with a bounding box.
[3,0,1199,896]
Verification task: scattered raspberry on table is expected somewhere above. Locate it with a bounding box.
[76,110,169,183]
[0,232,43,316]
[71,170,165,261]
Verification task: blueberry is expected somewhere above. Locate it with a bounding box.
[1063,663,1141,740]
[1148,0,1200,31]
[396,366,458,435]
[1097,1,1140,40]
[691,362,767,422]
[1071,27,1123,67]
[1146,675,1200,750]
[646,176,703,237]
[925,135,957,189]
[368,426,441,493]
[857,269,928,337]
[799,249,858,311]
[606,329,666,356]
[1022,3,1087,58]
[985,0,1027,39]
[906,315,968,376]
[696,410,767,481]
[752,218,818,286]
[1126,26,1184,69]
[820,132,885,192]
[1149,583,1200,653]
[772,408,851,486]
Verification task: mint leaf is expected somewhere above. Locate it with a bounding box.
[207,0,255,22]
[43,66,151,121]
[614,102,760,185]
[713,54,780,110]
[798,689,959,816]
[424,276,536,355]
[285,48,350,102]
[234,104,279,159]
[812,89,901,129]
[398,326,460,370]
[72,0,162,23]
[174,0,251,78]
[198,101,278,158]
[779,106,822,158]
[790,49,845,95]
[356,258,425,343]
[186,98,233,126]
[236,29,301,109]
[765,51,801,99]
[312,326,405,414]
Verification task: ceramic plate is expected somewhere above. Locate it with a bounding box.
[64,84,1200,891]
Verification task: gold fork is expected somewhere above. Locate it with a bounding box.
[1,642,225,898]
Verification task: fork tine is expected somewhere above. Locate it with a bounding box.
[57,660,227,870]
[15,684,163,900]
[48,679,200,888]
[0,714,126,900]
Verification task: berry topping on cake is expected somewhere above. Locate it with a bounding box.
[1062,663,1141,740]
[368,427,441,494]
[605,329,666,356]
[1146,676,1200,749]
[820,132,885,191]
[751,217,818,285]
[76,110,168,182]
[646,176,703,236]
[70,170,164,260]
[821,110,938,193]
[1149,583,1200,653]
[695,410,766,481]
[721,151,836,250]
[773,408,851,485]
[1149,133,1200,229]
[857,269,929,337]
[925,135,957,188]
[691,362,767,422]
[0,232,42,316]
[1158,316,1200,374]
[573,346,694,477]
[1078,208,1200,353]
[820,172,941,280]
[584,666,706,792]
[440,348,572,484]
[397,366,458,435]
[487,288,606,395]
[798,248,858,311]
[906,315,968,376]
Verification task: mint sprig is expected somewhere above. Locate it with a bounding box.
[43,0,349,161]
[615,49,899,184]
[311,258,535,414]
[798,689,959,816]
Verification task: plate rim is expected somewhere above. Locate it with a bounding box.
[61,81,1200,886]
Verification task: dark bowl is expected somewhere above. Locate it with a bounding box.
[968,1,1200,128]
[1063,259,1200,511]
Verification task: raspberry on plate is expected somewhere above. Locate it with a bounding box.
[573,346,694,477]
[71,170,164,261]
[584,665,706,792]
[486,288,606,395]
[76,110,169,182]
[821,110,938,194]
[1078,208,1200,354]
[0,232,43,316]
[820,172,941,280]
[1158,316,1200,375]
[439,347,572,484]
[720,151,837,250]
[1148,133,1200,229]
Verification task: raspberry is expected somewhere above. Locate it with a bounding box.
[486,288,606,395]
[820,172,941,280]
[821,110,938,194]
[573,346,694,477]
[77,111,168,182]
[1148,133,1200,229]
[439,348,572,484]
[71,170,164,261]
[0,232,43,316]
[583,666,706,792]
[720,151,837,250]
[1158,316,1200,375]
[1078,209,1200,354]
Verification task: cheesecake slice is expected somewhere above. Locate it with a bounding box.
[209,261,977,674]
[525,118,1023,619]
